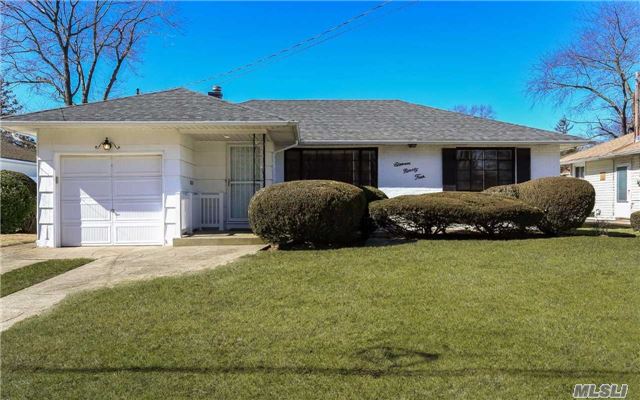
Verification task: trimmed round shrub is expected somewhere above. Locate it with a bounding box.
[369,191,543,237]
[1,170,36,234]
[483,184,520,199]
[517,177,595,235]
[249,180,367,246]
[631,211,640,232]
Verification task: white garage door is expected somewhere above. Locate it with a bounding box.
[61,155,163,246]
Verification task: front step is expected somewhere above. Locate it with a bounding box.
[173,232,266,247]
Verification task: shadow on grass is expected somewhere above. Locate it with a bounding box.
[10,365,638,379]
[271,226,637,251]
[571,229,637,238]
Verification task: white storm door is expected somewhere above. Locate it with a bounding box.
[228,145,262,222]
[61,156,113,246]
[111,156,164,245]
[615,165,631,219]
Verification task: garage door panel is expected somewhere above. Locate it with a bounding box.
[62,157,111,177]
[113,200,163,221]
[62,199,112,222]
[61,178,112,201]
[112,156,162,176]
[113,177,162,199]
[113,223,164,244]
[62,224,111,246]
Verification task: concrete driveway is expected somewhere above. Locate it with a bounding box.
[0,244,265,332]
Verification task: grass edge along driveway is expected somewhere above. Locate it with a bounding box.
[1,234,639,399]
[1,258,94,297]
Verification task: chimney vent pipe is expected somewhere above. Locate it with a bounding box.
[208,85,223,99]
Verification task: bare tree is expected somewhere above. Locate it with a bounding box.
[527,2,640,139]
[1,1,175,106]
[451,104,496,119]
[554,116,574,134]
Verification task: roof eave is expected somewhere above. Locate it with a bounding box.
[561,150,640,165]
[0,120,297,135]
[298,139,588,145]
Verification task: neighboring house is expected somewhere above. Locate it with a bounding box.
[0,133,37,180]
[0,88,584,247]
[561,133,640,220]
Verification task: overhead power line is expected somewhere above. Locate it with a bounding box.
[218,0,420,84]
[182,0,399,87]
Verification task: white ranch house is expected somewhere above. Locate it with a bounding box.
[0,88,585,247]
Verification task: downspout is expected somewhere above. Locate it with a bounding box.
[252,133,256,195]
[271,123,300,184]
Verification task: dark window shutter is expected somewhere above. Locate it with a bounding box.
[442,148,457,191]
[516,148,531,183]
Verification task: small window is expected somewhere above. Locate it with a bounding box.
[574,166,585,179]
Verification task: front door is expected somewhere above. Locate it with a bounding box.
[228,144,262,223]
[614,165,631,219]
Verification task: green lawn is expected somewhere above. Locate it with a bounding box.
[1,258,93,297]
[1,235,639,399]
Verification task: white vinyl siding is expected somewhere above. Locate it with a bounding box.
[584,159,615,219]
[631,155,640,214]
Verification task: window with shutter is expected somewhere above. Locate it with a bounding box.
[443,147,522,191]
[284,148,378,187]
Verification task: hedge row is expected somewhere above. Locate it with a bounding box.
[249,177,596,246]
[369,192,543,237]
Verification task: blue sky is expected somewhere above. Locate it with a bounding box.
[22,1,589,132]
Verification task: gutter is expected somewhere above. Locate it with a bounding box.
[0,157,36,165]
[0,120,296,127]
[273,140,299,153]
[297,139,588,145]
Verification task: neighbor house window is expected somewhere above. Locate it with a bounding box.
[574,166,585,179]
[455,149,514,191]
[285,148,378,187]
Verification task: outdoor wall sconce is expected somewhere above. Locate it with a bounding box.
[95,137,120,151]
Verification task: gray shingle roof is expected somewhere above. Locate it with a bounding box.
[1,136,36,162]
[242,100,584,143]
[2,88,584,144]
[3,88,285,122]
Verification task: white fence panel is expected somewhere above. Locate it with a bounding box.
[200,193,223,229]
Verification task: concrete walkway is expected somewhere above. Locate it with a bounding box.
[0,244,265,332]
